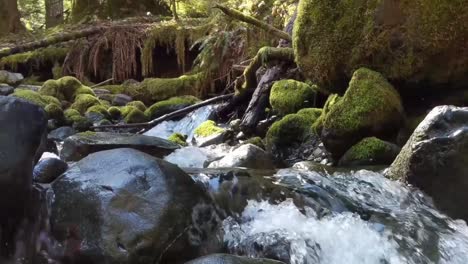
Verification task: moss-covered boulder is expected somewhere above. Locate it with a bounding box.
[320,68,404,159]
[64,109,91,131]
[11,89,61,108]
[120,106,148,124]
[126,101,146,112]
[168,133,188,146]
[270,80,317,115]
[193,120,227,147]
[338,137,401,166]
[86,105,109,117]
[194,120,225,137]
[312,94,341,134]
[45,103,64,121]
[70,94,102,114]
[145,96,200,119]
[293,0,468,91]
[39,76,95,102]
[107,106,121,120]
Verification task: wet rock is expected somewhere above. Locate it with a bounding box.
[84,111,106,125]
[51,148,222,263]
[338,137,401,166]
[185,254,285,264]
[61,132,179,161]
[33,158,68,183]
[387,105,468,221]
[208,144,274,169]
[0,70,24,85]
[0,84,14,96]
[112,93,133,106]
[48,126,77,142]
[0,96,47,257]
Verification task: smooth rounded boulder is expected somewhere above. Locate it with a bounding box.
[33,157,68,183]
[0,96,47,258]
[51,148,222,263]
[387,105,468,221]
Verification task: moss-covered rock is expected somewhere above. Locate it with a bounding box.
[293,0,468,91]
[126,101,146,112]
[194,120,225,137]
[98,85,126,94]
[64,108,92,131]
[70,94,101,114]
[321,68,404,159]
[312,94,341,134]
[39,76,95,102]
[266,113,314,150]
[242,137,265,150]
[45,103,64,121]
[145,96,200,119]
[122,106,148,124]
[270,80,317,115]
[168,133,188,146]
[11,89,61,108]
[107,106,122,120]
[86,105,109,117]
[338,137,401,166]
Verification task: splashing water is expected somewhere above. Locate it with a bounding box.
[221,168,468,264]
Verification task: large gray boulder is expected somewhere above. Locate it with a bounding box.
[208,144,274,169]
[51,148,222,263]
[0,96,47,258]
[61,132,179,161]
[387,105,468,220]
[0,70,24,85]
[185,254,285,264]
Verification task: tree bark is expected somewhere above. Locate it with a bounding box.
[0,0,24,36]
[214,4,291,42]
[45,0,64,28]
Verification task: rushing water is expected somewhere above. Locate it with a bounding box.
[188,167,468,264]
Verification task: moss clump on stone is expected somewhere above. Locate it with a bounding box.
[128,74,204,105]
[98,85,126,94]
[45,103,64,120]
[70,94,101,114]
[12,89,61,108]
[107,106,122,119]
[64,108,82,123]
[86,105,109,117]
[266,112,317,150]
[64,109,91,131]
[126,101,147,112]
[0,46,69,71]
[312,94,341,134]
[123,107,148,124]
[338,137,400,166]
[293,0,468,91]
[321,68,404,158]
[39,76,95,102]
[270,80,317,115]
[145,96,200,119]
[194,120,225,137]
[168,133,188,146]
[243,136,265,150]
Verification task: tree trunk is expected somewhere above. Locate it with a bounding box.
[0,0,24,36]
[45,0,64,28]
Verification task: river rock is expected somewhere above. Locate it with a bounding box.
[51,148,222,263]
[16,84,41,91]
[208,144,274,169]
[48,126,77,141]
[185,254,285,264]
[387,105,468,220]
[0,84,14,96]
[112,93,133,106]
[338,137,401,166]
[0,96,47,257]
[0,70,24,85]
[33,157,68,184]
[61,132,179,161]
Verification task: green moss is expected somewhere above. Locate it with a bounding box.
[124,108,148,124]
[86,105,109,117]
[98,85,126,94]
[293,0,468,91]
[194,120,225,137]
[266,113,313,149]
[45,103,64,120]
[312,94,341,134]
[64,109,91,131]
[108,106,122,119]
[145,96,200,119]
[342,137,389,161]
[11,89,60,108]
[128,74,204,104]
[70,94,101,114]
[270,80,317,115]
[39,76,95,102]
[243,137,265,150]
[52,63,63,79]
[239,47,294,95]
[126,101,147,112]
[168,133,188,146]
[297,108,323,123]
[0,46,69,71]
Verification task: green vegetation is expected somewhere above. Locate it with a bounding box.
[270,80,317,115]
[39,76,95,102]
[168,133,188,146]
[70,94,101,114]
[126,101,147,112]
[0,46,69,71]
[338,137,400,166]
[12,89,60,108]
[243,136,265,150]
[45,103,64,120]
[194,120,225,137]
[145,96,200,119]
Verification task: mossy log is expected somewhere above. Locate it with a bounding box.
[214,4,292,42]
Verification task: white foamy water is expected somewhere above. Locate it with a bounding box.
[164,144,232,168]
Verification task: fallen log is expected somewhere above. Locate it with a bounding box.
[91,93,234,132]
[214,4,292,42]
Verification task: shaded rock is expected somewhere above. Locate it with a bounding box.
[61,132,179,161]
[48,126,77,141]
[208,144,274,169]
[193,121,229,147]
[92,88,111,95]
[51,148,222,263]
[16,84,41,91]
[33,158,68,184]
[386,105,468,221]
[112,93,132,106]
[320,68,404,159]
[0,70,24,85]
[338,137,400,166]
[0,96,47,257]
[185,254,285,264]
[0,84,14,96]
